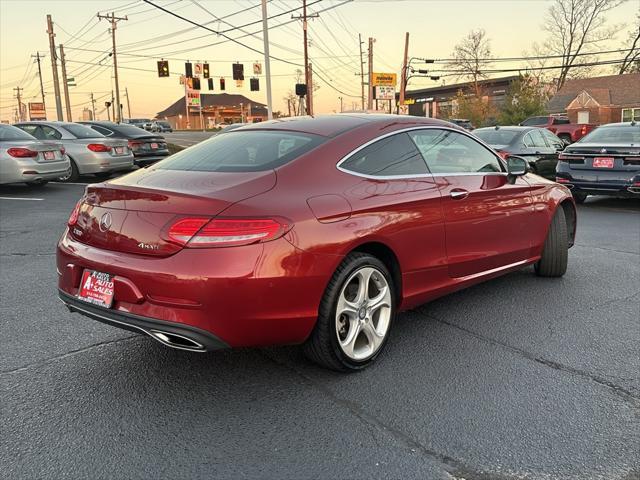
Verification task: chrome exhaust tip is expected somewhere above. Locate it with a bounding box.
[627,186,640,194]
[148,329,206,352]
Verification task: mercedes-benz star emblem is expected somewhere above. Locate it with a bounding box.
[99,212,112,232]
[600,148,607,154]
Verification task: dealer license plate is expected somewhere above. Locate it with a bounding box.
[593,157,614,168]
[150,142,158,149]
[43,150,55,160]
[115,146,124,155]
[77,270,114,308]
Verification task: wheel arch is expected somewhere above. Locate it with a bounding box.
[349,241,403,308]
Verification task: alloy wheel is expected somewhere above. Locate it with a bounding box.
[335,266,392,361]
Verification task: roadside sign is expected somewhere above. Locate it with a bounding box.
[28,102,46,120]
[253,62,262,75]
[186,89,200,109]
[374,86,395,100]
[372,72,397,87]
[403,98,415,105]
[66,77,76,86]
[195,63,203,75]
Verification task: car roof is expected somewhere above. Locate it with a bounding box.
[475,126,533,132]
[238,114,458,137]
[596,121,638,128]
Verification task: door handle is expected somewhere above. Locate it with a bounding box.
[450,189,469,200]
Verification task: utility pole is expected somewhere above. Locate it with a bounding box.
[97,12,127,123]
[358,34,365,111]
[338,96,343,113]
[124,87,131,119]
[398,32,410,115]
[111,90,115,121]
[14,87,24,121]
[367,37,374,110]
[59,45,72,121]
[261,0,273,120]
[293,0,318,116]
[90,93,96,120]
[31,52,47,111]
[308,63,314,116]
[46,15,63,120]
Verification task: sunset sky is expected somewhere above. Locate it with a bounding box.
[1,0,637,122]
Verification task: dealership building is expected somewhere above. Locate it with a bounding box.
[156,93,268,129]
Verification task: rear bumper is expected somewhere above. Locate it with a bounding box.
[556,166,640,197]
[133,154,169,166]
[76,153,135,174]
[0,159,70,184]
[59,289,229,352]
[57,229,340,349]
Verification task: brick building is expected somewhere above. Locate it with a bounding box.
[546,73,640,124]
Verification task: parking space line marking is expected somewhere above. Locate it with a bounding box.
[51,182,89,185]
[0,196,43,201]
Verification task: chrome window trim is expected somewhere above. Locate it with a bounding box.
[335,125,506,180]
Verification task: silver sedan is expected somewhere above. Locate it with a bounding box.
[0,124,70,186]
[13,121,134,182]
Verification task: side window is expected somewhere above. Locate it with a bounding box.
[91,125,113,136]
[542,130,563,150]
[408,129,502,174]
[340,132,428,176]
[41,125,62,140]
[17,125,39,138]
[528,129,548,148]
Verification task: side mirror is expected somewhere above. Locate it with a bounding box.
[506,155,528,179]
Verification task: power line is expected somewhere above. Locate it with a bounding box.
[421,48,638,64]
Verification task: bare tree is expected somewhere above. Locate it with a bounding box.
[619,13,640,74]
[543,0,625,89]
[448,29,493,97]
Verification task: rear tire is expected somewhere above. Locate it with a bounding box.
[25,180,48,187]
[303,253,395,372]
[58,159,79,182]
[535,207,568,277]
[572,191,587,204]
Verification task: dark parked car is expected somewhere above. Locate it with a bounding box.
[80,121,170,167]
[58,115,576,371]
[151,120,173,133]
[556,122,640,203]
[447,118,474,131]
[473,126,565,180]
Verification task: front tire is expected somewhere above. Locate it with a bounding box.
[535,207,568,277]
[303,253,395,371]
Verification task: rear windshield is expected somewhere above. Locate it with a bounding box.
[64,123,105,139]
[0,124,36,141]
[521,116,548,126]
[474,129,519,145]
[579,126,640,144]
[157,130,324,172]
[110,124,151,136]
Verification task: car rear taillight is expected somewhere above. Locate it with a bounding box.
[87,143,112,152]
[68,199,83,226]
[167,217,289,248]
[128,140,143,151]
[7,147,38,158]
[496,150,509,160]
[581,125,588,135]
[555,177,570,183]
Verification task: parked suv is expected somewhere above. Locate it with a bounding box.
[151,120,173,133]
[520,115,596,144]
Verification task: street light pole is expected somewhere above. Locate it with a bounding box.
[261,0,273,120]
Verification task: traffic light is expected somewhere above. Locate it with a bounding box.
[185,62,193,78]
[295,83,307,96]
[220,78,226,91]
[157,60,169,77]
[208,78,214,90]
[192,77,201,90]
[250,78,259,91]
[105,101,111,108]
[232,63,244,80]
[203,63,210,78]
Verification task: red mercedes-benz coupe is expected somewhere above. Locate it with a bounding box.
[57,115,576,371]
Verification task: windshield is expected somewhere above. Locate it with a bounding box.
[578,125,640,144]
[64,123,105,139]
[0,124,36,141]
[157,130,324,172]
[111,124,151,136]
[474,129,519,145]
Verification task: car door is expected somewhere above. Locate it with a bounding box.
[407,128,534,278]
[526,128,556,179]
[539,129,564,180]
[338,131,447,291]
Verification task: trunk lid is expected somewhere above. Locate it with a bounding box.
[561,143,640,171]
[71,168,276,257]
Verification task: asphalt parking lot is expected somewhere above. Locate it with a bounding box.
[1,178,639,480]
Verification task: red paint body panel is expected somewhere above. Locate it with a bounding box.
[57,115,575,349]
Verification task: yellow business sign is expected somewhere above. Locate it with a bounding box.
[372,72,397,86]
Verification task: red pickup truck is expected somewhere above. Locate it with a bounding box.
[520,116,596,144]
